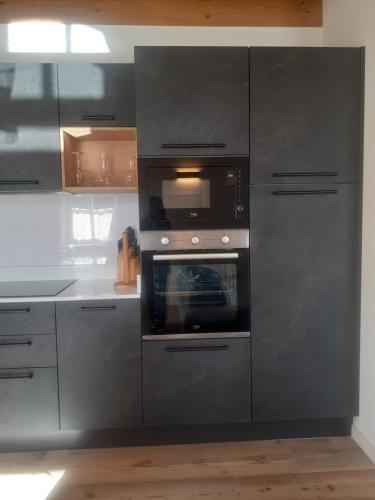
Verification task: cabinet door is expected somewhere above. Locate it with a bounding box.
[56,299,142,431]
[0,64,61,191]
[135,47,249,156]
[143,338,251,426]
[0,367,59,434]
[250,48,363,184]
[250,184,360,422]
[58,64,135,127]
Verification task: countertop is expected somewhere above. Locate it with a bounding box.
[0,266,140,303]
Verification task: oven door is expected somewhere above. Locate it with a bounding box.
[138,157,249,230]
[142,249,249,336]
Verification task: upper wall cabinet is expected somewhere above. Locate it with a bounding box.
[135,47,249,157]
[0,64,61,192]
[58,63,135,127]
[250,48,364,184]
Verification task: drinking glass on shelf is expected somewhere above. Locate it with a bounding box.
[96,152,111,186]
[72,151,84,185]
[126,156,137,186]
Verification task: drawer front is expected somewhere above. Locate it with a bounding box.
[0,334,57,369]
[0,367,59,433]
[143,337,251,426]
[0,302,55,336]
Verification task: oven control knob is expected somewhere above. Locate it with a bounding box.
[237,204,244,212]
[160,236,170,245]
[191,236,200,245]
[221,235,230,244]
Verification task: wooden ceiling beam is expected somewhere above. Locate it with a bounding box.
[0,0,322,27]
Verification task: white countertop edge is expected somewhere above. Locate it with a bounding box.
[0,293,140,304]
[0,278,140,303]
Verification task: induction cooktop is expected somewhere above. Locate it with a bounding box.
[0,280,76,298]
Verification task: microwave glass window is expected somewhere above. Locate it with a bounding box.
[152,261,238,332]
[162,178,210,209]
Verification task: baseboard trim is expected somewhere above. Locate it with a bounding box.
[0,418,352,453]
[352,424,375,464]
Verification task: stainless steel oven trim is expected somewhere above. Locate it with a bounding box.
[140,229,249,251]
[142,332,251,341]
[152,252,239,261]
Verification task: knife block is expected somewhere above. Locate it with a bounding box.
[114,233,140,292]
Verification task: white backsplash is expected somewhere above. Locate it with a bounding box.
[0,192,139,267]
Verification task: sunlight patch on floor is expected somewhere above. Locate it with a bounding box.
[0,470,65,500]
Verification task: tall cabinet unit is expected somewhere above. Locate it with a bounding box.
[250,48,364,422]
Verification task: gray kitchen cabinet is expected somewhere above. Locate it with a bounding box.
[135,46,249,156]
[0,367,59,433]
[250,184,360,422]
[56,299,142,431]
[0,63,61,191]
[0,334,57,368]
[250,47,364,184]
[58,63,135,127]
[143,338,251,426]
[0,302,56,336]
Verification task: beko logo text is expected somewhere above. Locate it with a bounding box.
[189,212,198,218]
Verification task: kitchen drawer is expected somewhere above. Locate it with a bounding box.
[0,334,57,369]
[0,367,59,433]
[0,302,55,336]
[143,337,251,426]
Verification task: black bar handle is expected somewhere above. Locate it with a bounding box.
[81,115,116,121]
[80,305,117,312]
[161,143,226,149]
[165,345,229,353]
[0,308,30,314]
[0,180,39,185]
[272,172,338,178]
[0,339,32,347]
[0,371,33,380]
[272,189,338,196]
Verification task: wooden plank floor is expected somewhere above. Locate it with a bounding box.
[0,437,374,499]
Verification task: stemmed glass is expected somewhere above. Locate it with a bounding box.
[97,152,111,186]
[126,155,137,186]
[72,151,84,185]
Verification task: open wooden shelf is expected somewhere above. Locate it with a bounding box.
[61,127,137,193]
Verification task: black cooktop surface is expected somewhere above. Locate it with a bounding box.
[0,280,76,298]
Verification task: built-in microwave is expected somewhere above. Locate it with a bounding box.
[141,230,250,338]
[138,157,249,231]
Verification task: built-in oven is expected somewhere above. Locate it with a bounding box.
[141,230,249,338]
[138,157,249,231]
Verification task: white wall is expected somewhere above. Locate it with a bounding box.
[0,23,323,268]
[324,0,375,461]
[0,24,323,63]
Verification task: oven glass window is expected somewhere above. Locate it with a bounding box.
[162,178,210,209]
[152,260,238,332]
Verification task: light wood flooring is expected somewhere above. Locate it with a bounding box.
[0,436,374,499]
